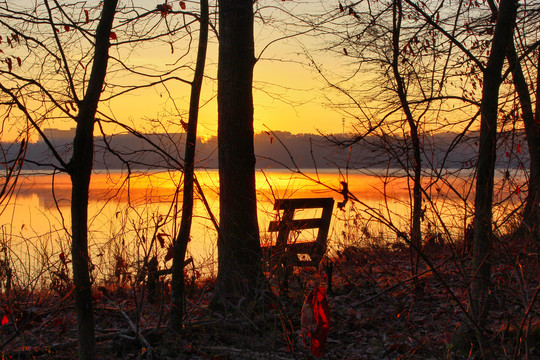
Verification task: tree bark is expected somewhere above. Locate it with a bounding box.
[67,1,118,359]
[169,0,208,333]
[212,0,263,310]
[471,0,517,330]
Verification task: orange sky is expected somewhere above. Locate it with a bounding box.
[103,23,345,141]
[6,0,343,143]
[1,1,488,144]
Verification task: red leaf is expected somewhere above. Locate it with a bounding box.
[84,10,89,24]
[157,4,173,17]
[301,286,330,358]
[6,58,12,72]
[180,1,186,10]
[517,141,521,154]
[0,35,2,44]
[110,32,117,40]
[64,25,70,32]
[516,186,520,195]
[506,151,510,157]
[339,3,344,12]
[1,315,8,325]
[12,33,19,43]
[16,57,21,67]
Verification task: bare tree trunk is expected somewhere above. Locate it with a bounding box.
[470,0,517,332]
[453,3,517,354]
[391,0,422,280]
[487,0,540,242]
[67,1,118,359]
[169,0,208,332]
[212,0,263,310]
[507,43,540,239]
[532,52,540,240]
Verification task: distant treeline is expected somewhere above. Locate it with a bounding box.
[2,130,528,171]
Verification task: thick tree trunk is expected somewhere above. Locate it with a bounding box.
[470,0,517,331]
[169,0,208,333]
[67,1,117,359]
[212,0,263,310]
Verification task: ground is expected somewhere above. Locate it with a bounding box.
[1,237,539,359]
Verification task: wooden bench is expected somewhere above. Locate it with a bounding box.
[263,198,334,275]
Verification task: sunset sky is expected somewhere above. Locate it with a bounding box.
[0,0,349,143]
[1,0,504,145]
[102,0,346,140]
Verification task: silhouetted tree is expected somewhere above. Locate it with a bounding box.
[0,2,118,357]
[390,0,423,283]
[68,2,118,357]
[454,0,518,352]
[501,8,540,239]
[170,0,209,332]
[0,0,195,356]
[212,0,264,310]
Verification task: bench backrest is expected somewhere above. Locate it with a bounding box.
[267,197,334,267]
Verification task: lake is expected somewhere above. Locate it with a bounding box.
[0,168,525,280]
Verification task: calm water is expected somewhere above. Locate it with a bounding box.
[0,168,525,280]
